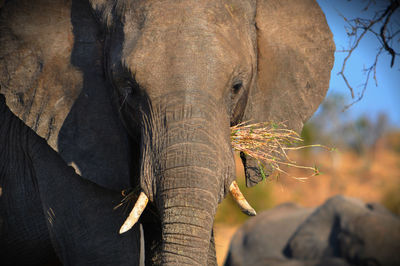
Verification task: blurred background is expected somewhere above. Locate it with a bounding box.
[214,0,400,264]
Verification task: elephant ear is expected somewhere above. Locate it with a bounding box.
[0,0,133,189]
[0,0,81,150]
[242,0,335,187]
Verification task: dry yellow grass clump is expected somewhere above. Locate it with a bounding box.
[230,121,328,180]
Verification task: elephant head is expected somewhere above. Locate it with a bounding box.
[0,0,334,265]
[88,0,334,264]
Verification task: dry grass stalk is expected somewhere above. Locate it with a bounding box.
[231,121,329,181]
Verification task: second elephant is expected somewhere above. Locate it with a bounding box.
[225,195,400,266]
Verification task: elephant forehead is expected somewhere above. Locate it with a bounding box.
[124,0,239,28]
[120,4,254,101]
[129,37,231,92]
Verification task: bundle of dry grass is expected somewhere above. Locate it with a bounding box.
[231,122,328,181]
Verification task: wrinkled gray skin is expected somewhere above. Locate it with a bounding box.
[0,0,334,264]
[225,203,317,266]
[225,195,400,266]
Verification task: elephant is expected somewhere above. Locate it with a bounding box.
[0,93,141,265]
[0,0,335,264]
[225,203,317,266]
[225,195,400,266]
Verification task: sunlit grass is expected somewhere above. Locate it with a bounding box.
[231,122,330,181]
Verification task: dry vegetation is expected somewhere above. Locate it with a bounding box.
[231,122,326,181]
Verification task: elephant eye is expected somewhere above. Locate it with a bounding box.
[232,81,243,94]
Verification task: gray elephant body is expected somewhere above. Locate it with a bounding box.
[287,196,400,266]
[225,196,400,266]
[0,0,334,264]
[0,94,141,265]
[225,203,315,265]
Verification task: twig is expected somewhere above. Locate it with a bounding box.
[338,0,399,109]
[231,122,329,181]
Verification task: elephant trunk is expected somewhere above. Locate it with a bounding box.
[159,186,217,265]
[144,97,231,265]
[157,132,223,265]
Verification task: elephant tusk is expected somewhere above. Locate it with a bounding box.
[229,181,257,216]
[119,192,149,234]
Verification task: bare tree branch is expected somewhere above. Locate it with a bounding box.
[380,0,399,66]
[338,0,399,109]
[343,47,383,110]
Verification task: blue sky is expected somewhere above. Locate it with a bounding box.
[316,0,400,127]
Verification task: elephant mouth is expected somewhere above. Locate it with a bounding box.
[119,180,255,234]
